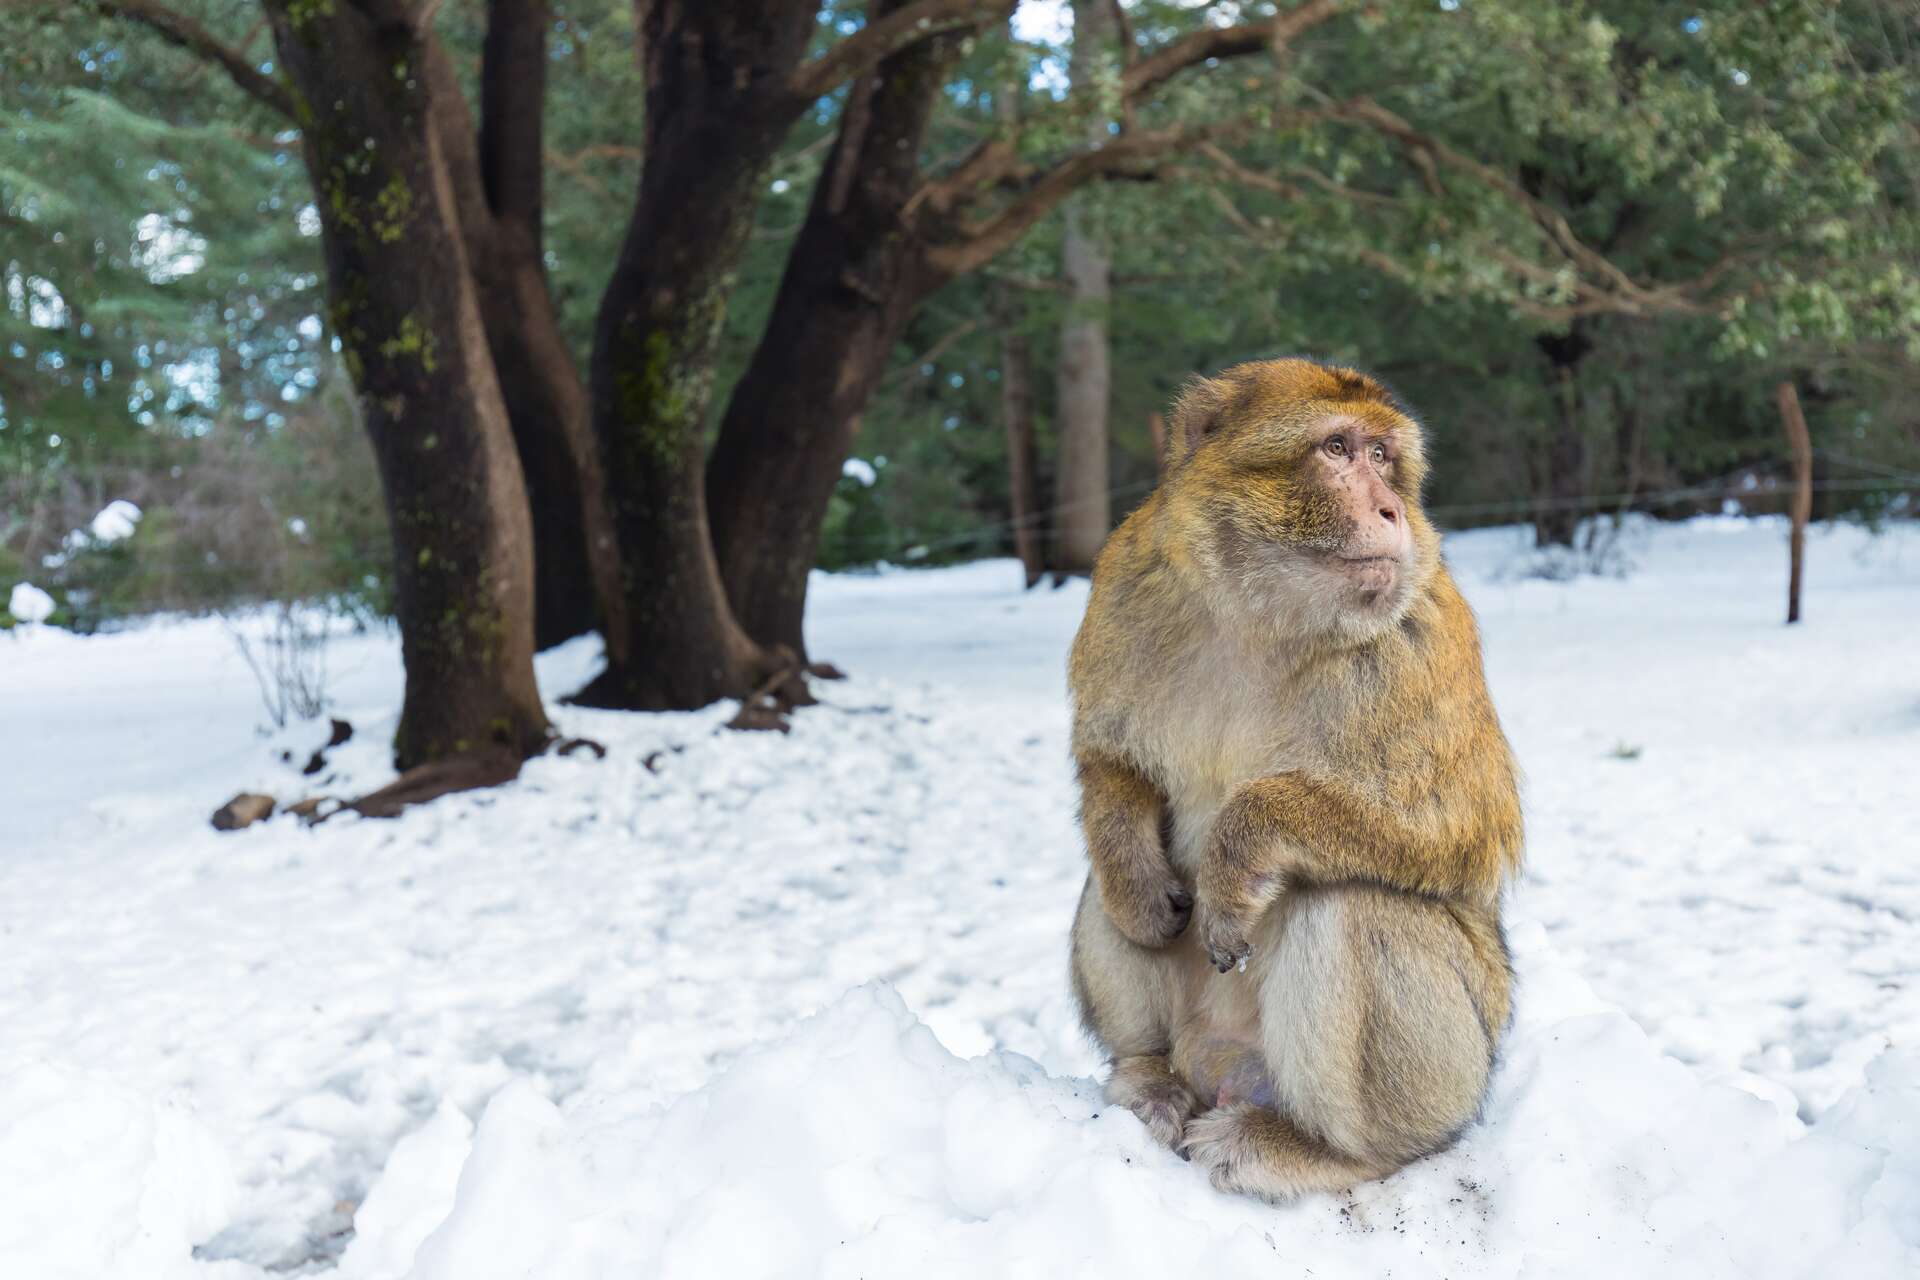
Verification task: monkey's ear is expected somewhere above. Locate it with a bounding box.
[1167,375,1230,466]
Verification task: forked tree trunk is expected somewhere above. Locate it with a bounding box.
[427,21,621,652]
[575,2,817,707]
[265,1,549,768]
[707,15,970,657]
[1051,0,1117,573]
[475,247,622,652]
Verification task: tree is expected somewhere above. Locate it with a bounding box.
[1052,0,1117,574]
[1191,2,1919,544]
[449,0,623,648]
[254,0,550,766]
[707,1,1347,657]
[573,0,1017,707]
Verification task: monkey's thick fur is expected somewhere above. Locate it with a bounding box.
[1068,358,1523,1201]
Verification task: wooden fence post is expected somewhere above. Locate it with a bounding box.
[1775,380,1812,624]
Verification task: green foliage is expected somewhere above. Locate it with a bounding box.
[4,0,1914,614]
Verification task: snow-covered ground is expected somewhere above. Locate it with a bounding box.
[2,516,1917,1278]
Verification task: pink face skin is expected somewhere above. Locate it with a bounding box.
[1310,423,1411,601]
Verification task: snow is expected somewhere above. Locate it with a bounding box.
[89,498,143,544]
[7,581,53,623]
[1,516,1917,1278]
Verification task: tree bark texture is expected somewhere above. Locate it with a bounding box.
[430,7,624,651]
[577,1,818,707]
[1051,0,1118,573]
[266,1,549,768]
[706,10,972,656]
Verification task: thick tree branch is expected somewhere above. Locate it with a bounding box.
[914,0,1340,223]
[926,114,1310,277]
[1120,0,1340,101]
[791,0,1015,101]
[479,0,548,237]
[92,0,294,118]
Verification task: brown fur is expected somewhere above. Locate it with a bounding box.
[1067,357,1522,1200]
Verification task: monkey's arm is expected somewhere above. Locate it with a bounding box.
[1078,752,1193,948]
[1196,770,1521,971]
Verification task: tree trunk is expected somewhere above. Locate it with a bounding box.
[426,19,621,652]
[999,288,1044,588]
[706,14,971,657]
[1777,380,1812,624]
[1051,0,1117,574]
[574,1,817,708]
[266,2,549,768]
[1533,324,1592,547]
[476,246,622,652]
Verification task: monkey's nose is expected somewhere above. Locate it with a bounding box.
[1379,505,1399,524]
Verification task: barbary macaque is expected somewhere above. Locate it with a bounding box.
[1068,358,1522,1199]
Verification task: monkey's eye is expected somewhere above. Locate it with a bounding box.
[1324,436,1348,458]
[1369,442,1388,464]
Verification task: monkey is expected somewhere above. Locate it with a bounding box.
[1066,357,1523,1201]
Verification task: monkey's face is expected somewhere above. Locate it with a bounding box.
[1163,360,1437,641]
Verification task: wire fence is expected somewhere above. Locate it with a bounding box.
[839,446,1920,563]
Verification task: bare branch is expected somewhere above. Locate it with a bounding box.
[927,114,1310,277]
[1199,136,1739,324]
[92,0,294,117]
[1333,98,1647,300]
[791,0,1015,101]
[912,0,1341,223]
[1120,0,1340,101]
[882,315,984,384]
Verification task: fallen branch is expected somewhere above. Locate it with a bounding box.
[343,749,523,819]
[212,729,608,830]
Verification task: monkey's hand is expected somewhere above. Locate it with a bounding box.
[1196,852,1283,974]
[1094,859,1194,949]
[1199,901,1256,974]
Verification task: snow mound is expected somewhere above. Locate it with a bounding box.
[367,941,1916,1280]
[0,1063,241,1280]
[90,499,143,543]
[7,581,53,623]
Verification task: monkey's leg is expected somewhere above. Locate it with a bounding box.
[1070,878,1199,1149]
[1179,1103,1385,1200]
[1106,1055,1202,1150]
[1186,886,1499,1200]
[1077,752,1191,948]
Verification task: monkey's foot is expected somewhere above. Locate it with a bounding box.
[1180,1104,1381,1202]
[1106,1056,1203,1150]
